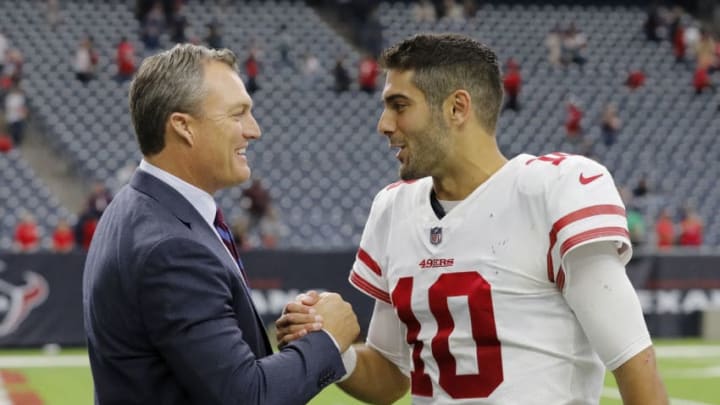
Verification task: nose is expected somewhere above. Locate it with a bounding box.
[244,113,262,140]
[377,109,395,137]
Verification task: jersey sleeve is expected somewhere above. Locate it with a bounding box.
[349,188,392,304]
[545,156,632,287]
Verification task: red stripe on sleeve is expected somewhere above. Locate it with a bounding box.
[559,227,630,257]
[546,205,626,282]
[556,267,566,291]
[350,271,391,304]
[357,248,382,276]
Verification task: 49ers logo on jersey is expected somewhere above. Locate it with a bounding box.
[418,258,455,269]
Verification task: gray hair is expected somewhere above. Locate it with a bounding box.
[129,43,238,156]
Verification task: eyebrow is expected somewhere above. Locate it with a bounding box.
[383,94,411,105]
[229,101,252,112]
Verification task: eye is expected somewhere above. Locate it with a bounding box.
[393,103,407,112]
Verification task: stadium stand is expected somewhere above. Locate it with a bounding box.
[0,0,718,249]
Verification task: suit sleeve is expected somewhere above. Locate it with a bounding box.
[139,238,344,405]
[545,157,632,287]
[349,190,391,304]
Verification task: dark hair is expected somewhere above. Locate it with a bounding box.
[128,43,238,156]
[380,33,503,133]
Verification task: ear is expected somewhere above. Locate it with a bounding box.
[445,90,472,126]
[168,112,195,147]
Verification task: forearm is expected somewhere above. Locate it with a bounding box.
[612,346,668,405]
[337,344,409,405]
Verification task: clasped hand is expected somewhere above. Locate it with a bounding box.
[275,290,359,352]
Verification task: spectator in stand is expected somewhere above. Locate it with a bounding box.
[644,5,663,42]
[441,0,464,22]
[46,0,61,30]
[545,24,562,66]
[74,36,98,84]
[655,209,676,249]
[86,182,113,218]
[358,53,379,93]
[633,175,650,198]
[620,187,646,246]
[565,98,583,142]
[412,0,436,23]
[3,48,24,85]
[276,24,295,70]
[696,29,717,71]
[241,178,271,233]
[0,132,12,152]
[302,52,322,89]
[462,0,478,19]
[141,3,164,50]
[503,58,521,111]
[244,50,260,94]
[75,211,99,251]
[5,83,27,146]
[679,207,704,247]
[169,3,188,44]
[258,207,283,249]
[565,23,588,68]
[600,102,621,147]
[333,56,350,93]
[628,205,646,247]
[52,218,75,253]
[693,66,714,94]
[626,69,646,90]
[672,18,686,63]
[0,31,7,74]
[206,22,223,49]
[14,212,40,252]
[116,36,136,81]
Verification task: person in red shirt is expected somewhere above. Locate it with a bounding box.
[693,66,713,94]
[244,50,260,94]
[503,58,521,111]
[565,99,583,142]
[679,208,703,247]
[52,218,75,252]
[626,69,645,90]
[116,36,136,81]
[655,209,675,249]
[0,133,12,152]
[14,213,40,252]
[358,53,379,93]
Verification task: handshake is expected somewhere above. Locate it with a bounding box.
[275,291,360,352]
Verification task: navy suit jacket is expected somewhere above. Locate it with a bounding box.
[83,170,344,405]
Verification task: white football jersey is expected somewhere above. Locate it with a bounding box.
[350,153,632,404]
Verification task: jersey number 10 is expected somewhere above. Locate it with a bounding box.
[392,272,504,398]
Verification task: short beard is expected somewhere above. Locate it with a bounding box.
[399,113,449,180]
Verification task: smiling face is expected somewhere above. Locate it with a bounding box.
[377,69,450,181]
[189,60,261,193]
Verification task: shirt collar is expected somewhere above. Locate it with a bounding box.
[138,160,217,229]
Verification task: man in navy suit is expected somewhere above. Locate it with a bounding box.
[83,43,360,405]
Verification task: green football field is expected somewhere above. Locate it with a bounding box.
[1,339,718,404]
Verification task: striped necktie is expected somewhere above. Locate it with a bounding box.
[213,208,247,280]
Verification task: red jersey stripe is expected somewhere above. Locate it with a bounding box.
[350,271,391,304]
[560,227,630,257]
[546,205,626,282]
[357,248,382,276]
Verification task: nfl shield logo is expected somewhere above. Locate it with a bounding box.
[430,227,443,245]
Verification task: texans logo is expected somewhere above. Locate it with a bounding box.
[0,272,49,337]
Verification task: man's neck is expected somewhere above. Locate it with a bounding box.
[432,135,507,201]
